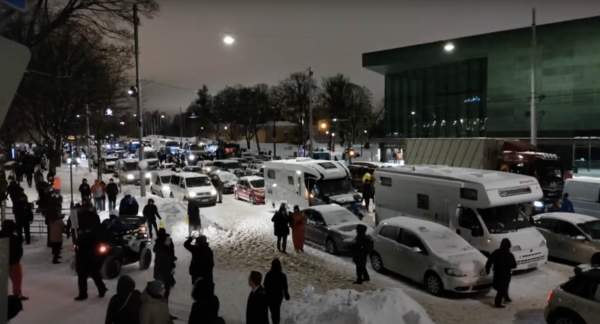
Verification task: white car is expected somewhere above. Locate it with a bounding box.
[170,172,218,206]
[371,216,492,295]
[150,170,174,198]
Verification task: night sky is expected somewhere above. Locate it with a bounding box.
[139,0,600,113]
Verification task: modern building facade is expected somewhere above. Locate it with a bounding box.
[363,16,600,139]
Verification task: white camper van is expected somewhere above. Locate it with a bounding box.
[264,158,361,210]
[374,165,548,270]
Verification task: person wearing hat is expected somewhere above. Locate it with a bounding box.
[351,224,373,284]
[105,275,142,324]
[143,199,162,239]
[140,280,173,324]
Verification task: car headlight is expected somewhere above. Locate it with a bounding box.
[533,200,544,209]
[145,173,151,179]
[76,157,81,164]
[539,239,547,247]
[67,158,72,164]
[189,191,197,198]
[162,185,170,191]
[189,154,196,161]
[445,267,468,277]
[126,174,134,180]
[210,188,217,196]
[205,167,212,172]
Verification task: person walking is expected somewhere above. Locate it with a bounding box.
[184,234,214,284]
[140,281,173,324]
[23,153,35,188]
[264,259,290,324]
[34,167,45,200]
[105,275,142,324]
[143,199,162,239]
[486,238,517,308]
[153,229,176,300]
[13,191,33,245]
[271,204,290,253]
[187,199,201,236]
[7,178,22,204]
[289,205,306,253]
[0,220,28,301]
[79,178,92,203]
[351,224,373,284]
[560,193,575,213]
[213,176,224,204]
[119,194,139,217]
[246,271,269,324]
[74,215,107,301]
[91,179,106,211]
[106,178,119,211]
[362,178,375,212]
[46,189,64,264]
[188,278,220,324]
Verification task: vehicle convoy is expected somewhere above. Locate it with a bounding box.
[170,172,218,206]
[264,158,362,210]
[563,177,600,218]
[117,158,150,185]
[234,176,266,204]
[545,267,600,324]
[533,213,600,264]
[141,147,160,171]
[371,216,492,295]
[405,138,565,200]
[374,165,548,270]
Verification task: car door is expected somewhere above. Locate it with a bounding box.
[375,225,401,273]
[398,229,430,282]
[535,218,560,257]
[456,207,486,248]
[241,180,251,200]
[554,220,587,262]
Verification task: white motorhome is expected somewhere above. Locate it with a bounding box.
[264,158,361,210]
[374,165,548,270]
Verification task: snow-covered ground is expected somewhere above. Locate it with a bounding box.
[9,163,574,324]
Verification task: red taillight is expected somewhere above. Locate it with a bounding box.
[97,243,110,255]
[546,290,554,304]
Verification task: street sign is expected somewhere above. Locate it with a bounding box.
[2,0,26,12]
[0,36,30,127]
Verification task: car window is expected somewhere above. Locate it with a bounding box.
[417,194,429,210]
[459,208,481,230]
[400,230,426,252]
[556,221,582,237]
[171,175,180,185]
[562,275,600,301]
[535,218,558,231]
[379,226,399,241]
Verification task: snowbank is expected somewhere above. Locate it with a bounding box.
[283,288,435,324]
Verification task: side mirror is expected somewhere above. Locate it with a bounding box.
[412,246,423,254]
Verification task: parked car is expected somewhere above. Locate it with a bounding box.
[303,204,370,255]
[533,213,600,264]
[208,170,238,194]
[170,172,218,206]
[234,176,265,204]
[563,178,600,218]
[246,162,264,176]
[545,267,600,324]
[370,216,492,296]
[150,170,174,198]
[213,159,242,173]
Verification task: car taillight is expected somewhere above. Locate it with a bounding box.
[546,290,554,304]
[97,243,110,255]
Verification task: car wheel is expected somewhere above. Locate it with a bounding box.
[325,238,338,255]
[424,272,444,296]
[101,256,122,279]
[370,253,385,273]
[139,247,152,270]
[550,313,584,324]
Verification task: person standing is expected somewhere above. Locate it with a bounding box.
[79,178,91,204]
[560,193,575,213]
[34,167,45,200]
[74,215,107,301]
[13,191,33,245]
[153,229,176,300]
[143,199,162,239]
[271,204,290,253]
[188,278,220,324]
[140,281,173,324]
[0,220,28,301]
[106,178,119,211]
[23,153,35,188]
[184,235,214,284]
[246,271,269,324]
[290,205,306,253]
[187,199,201,236]
[46,189,64,264]
[7,178,22,204]
[486,238,517,308]
[351,224,373,284]
[91,179,106,211]
[105,275,142,324]
[264,259,290,324]
[213,176,223,204]
[119,194,139,217]
[362,178,375,212]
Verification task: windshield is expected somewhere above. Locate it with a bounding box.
[218,172,237,182]
[160,176,171,183]
[189,144,202,151]
[123,162,138,171]
[323,209,357,226]
[250,179,264,188]
[314,178,353,197]
[165,141,178,147]
[579,221,600,240]
[186,177,212,187]
[422,229,474,254]
[478,204,532,234]
[144,151,158,159]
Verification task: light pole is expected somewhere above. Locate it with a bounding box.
[530,8,537,146]
[67,135,76,206]
[133,4,145,197]
[307,67,314,157]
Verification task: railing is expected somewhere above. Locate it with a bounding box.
[3,208,71,235]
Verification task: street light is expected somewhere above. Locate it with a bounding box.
[443,42,455,53]
[224,125,229,131]
[160,114,165,119]
[105,107,113,116]
[320,122,328,131]
[76,114,81,118]
[223,34,236,46]
[119,121,125,126]
[128,86,138,96]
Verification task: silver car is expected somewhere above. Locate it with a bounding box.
[545,267,600,324]
[534,213,600,264]
[371,216,491,296]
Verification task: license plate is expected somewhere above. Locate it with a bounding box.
[528,262,537,269]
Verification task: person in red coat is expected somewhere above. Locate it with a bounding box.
[290,205,306,253]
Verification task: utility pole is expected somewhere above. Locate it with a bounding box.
[134,4,145,197]
[85,104,91,172]
[307,67,314,157]
[179,107,184,147]
[272,119,276,158]
[530,8,537,146]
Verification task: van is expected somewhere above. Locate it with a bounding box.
[374,165,548,270]
[150,170,174,198]
[170,172,218,206]
[563,178,600,218]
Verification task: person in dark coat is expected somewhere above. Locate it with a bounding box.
[45,189,64,264]
[264,258,290,324]
[106,178,119,211]
[79,178,92,204]
[362,178,375,212]
[0,220,27,300]
[187,200,201,236]
[34,167,45,200]
[271,204,290,253]
[351,224,373,284]
[23,153,35,188]
[7,179,22,204]
[213,176,223,204]
[485,238,517,308]
[105,275,142,324]
[74,217,108,301]
[143,199,162,239]
[153,228,176,300]
[188,278,220,324]
[13,191,33,244]
[246,271,269,324]
[119,194,139,217]
[184,235,214,284]
[560,193,575,213]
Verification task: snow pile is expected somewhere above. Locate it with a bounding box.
[282,288,435,324]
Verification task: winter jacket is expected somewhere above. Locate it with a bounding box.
[106,183,119,199]
[79,183,92,199]
[246,286,269,324]
[561,198,575,213]
[7,182,21,202]
[362,181,374,199]
[184,238,214,281]
[13,194,33,224]
[351,234,374,263]
[0,229,23,265]
[48,218,64,243]
[119,196,139,217]
[139,291,173,324]
[143,204,161,223]
[105,277,142,324]
[188,295,220,324]
[187,201,201,226]
[264,270,290,303]
[153,236,176,287]
[271,211,290,237]
[485,247,517,290]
